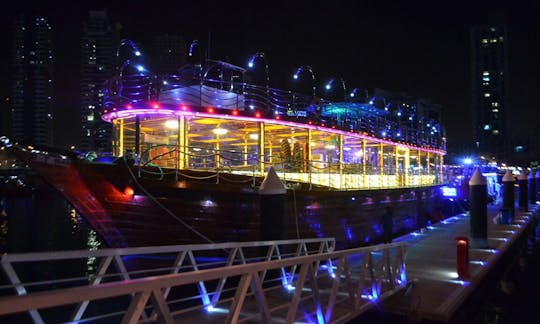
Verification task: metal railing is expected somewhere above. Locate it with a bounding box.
[0,241,407,323]
[1,238,335,323]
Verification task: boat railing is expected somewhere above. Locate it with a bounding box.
[0,237,336,323]
[135,145,447,189]
[0,240,407,324]
[105,68,445,151]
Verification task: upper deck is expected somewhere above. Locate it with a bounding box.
[96,40,447,190]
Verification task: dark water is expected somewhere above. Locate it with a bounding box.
[0,189,108,323]
[0,190,103,255]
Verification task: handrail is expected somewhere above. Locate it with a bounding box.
[134,144,448,189]
[1,238,335,323]
[0,241,407,323]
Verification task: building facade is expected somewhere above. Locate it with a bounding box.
[470,25,509,160]
[12,15,54,147]
[80,11,117,153]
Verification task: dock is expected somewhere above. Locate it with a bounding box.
[0,202,538,323]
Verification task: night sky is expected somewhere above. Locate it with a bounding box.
[1,0,539,150]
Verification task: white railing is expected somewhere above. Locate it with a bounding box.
[0,241,407,323]
[1,238,335,323]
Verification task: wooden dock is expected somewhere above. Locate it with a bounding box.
[359,202,539,323]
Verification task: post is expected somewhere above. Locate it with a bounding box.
[529,168,536,205]
[536,170,540,203]
[259,166,288,240]
[518,170,528,211]
[455,236,469,278]
[501,170,515,224]
[469,168,488,248]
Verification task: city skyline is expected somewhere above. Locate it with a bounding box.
[1,1,539,151]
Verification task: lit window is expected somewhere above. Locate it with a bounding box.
[492,130,499,135]
[491,102,499,107]
[87,114,94,121]
[482,71,489,76]
[492,109,499,113]
[484,93,490,97]
[483,124,491,130]
[481,39,488,44]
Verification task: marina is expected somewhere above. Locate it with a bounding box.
[4,39,449,250]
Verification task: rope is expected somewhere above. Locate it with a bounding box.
[122,157,215,244]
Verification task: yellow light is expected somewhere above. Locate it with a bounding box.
[165,120,179,129]
[248,133,259,140]
[213,127,228,135]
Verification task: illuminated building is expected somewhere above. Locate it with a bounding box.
[12,15,54,147]
[470,24,509,159]
[80,11,117,152]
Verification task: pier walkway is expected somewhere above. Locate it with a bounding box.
[358,202,540,323]
[0,202,538,323]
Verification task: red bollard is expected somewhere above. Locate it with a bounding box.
[455,236,469,278]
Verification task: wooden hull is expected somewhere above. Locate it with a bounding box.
[13,150,447,249]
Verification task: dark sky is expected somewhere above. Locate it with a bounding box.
[2,0,540,149]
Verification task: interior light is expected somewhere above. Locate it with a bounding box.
[212,127,228,135]
[165,120,178,129]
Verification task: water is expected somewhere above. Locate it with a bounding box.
[0,189,102,255]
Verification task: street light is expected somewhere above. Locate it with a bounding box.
[292,65,316,98]
[116,39,143,65]
[247,52,269,110]
[188,39,202,63]
[247,52,269,89]
[324,77,347,101]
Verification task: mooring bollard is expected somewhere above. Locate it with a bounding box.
[455,236,469,278]
[529,169,536,206]
[518,170,528,211]
[469,168,488,248]
[536,170,540,204]
[259,166,288,241]
[502,169,515,223]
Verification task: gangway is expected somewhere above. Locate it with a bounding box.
[1,237,335,323]
[0,240,407,323]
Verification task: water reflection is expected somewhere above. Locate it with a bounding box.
[0,190,103,254]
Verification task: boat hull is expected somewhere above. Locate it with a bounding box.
[13,150,446,249]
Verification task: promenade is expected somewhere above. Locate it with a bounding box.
[357,201,539,323]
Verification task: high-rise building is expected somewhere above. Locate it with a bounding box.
[470,25,509,159]
[80,11,117,153]
[12,15,54,147]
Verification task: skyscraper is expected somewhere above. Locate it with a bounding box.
[470,25,509,159]
[80,11,117,153]
[12,15,54,147]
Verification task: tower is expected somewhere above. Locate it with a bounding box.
[80,10,117,153]
[12,15,54,147]
[470,25,509,160]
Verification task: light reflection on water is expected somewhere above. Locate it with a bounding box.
[0,189,103,282]
[1,191,102,253]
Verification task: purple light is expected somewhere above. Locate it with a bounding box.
[101,107,445,155]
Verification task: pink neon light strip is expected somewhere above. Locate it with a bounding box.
[102,108,445,155]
